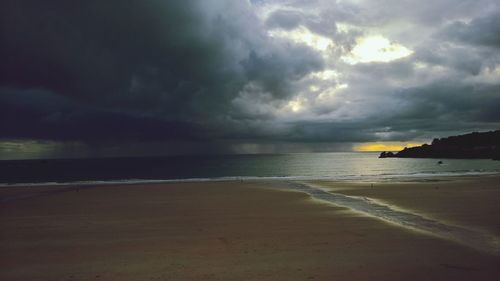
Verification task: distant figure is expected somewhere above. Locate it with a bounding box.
[437,161,443,165]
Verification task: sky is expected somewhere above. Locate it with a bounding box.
[1,0,500,159]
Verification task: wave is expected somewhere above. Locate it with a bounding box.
[1,170,498,187]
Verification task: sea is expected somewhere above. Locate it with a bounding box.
[1,152,500,185]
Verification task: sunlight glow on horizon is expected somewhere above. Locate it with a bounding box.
[353,142,422,152]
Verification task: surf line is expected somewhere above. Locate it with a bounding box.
[285,182,500,254]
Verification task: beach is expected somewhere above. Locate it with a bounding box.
[1,177,500,280]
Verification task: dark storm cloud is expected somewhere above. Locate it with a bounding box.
[1,0,500,155]
[1,1,200,100]
[0,0,323,142]
[286,122,378,142]
[0,88,203,141]
[242,50,323,99]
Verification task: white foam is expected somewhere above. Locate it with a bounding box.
[0,170,498,188]
[285,182,500,254]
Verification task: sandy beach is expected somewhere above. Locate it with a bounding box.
[1,177,500,281]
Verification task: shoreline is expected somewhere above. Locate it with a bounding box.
[1,171,500,188]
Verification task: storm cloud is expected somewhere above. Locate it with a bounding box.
[1,0,499,156]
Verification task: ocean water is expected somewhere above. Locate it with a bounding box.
[1,152,500,185]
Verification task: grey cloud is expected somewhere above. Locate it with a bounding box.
[265,9,304,30]
[387,82,500,133]
[414,46,492,76]
[442,11,500,48]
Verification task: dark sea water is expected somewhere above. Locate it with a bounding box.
[1,152,500,185]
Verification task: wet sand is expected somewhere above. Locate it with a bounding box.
[1,178,500,280]
[313,176,500,236]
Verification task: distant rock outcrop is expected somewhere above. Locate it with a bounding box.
[378,151,395,158]
[379,130,500,160]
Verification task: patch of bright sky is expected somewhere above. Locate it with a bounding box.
[414,62,427,69]
[343,35,413,64]
[278,82,349,118]
[336,22,358,33]
[308,69,340,80]
[268,26,333,52]
[308,70,348,99]
[317,83,348,101]
[286,99,304,112]
[275,69,350,117]
[309,85,320,92]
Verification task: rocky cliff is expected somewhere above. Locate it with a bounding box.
[379,130,500,160]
